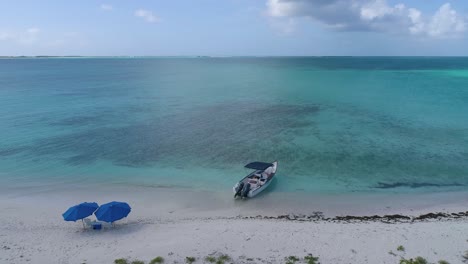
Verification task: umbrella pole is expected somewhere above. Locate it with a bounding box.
[82,219,85,229]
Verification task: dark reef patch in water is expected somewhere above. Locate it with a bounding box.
[0,146,28,156]
[65,154,98,165]
[54,92,88,97]
[375,182,465,189]
[4,100,468,187]
[24,102,320,168]
[49,115,104,126]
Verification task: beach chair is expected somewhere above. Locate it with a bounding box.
[83,218,93,229]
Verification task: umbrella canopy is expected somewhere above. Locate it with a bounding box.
[94,201,131,223]
[62,202,99,222]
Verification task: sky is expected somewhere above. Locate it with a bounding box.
[1,0,468,56]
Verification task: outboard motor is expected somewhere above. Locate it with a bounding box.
[241,183,251,199]
[234,182,244,198]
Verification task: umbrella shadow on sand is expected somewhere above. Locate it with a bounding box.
[74,220,146,237]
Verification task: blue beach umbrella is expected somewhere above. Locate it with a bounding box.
[62,202,99,227]
[94,201,131,223]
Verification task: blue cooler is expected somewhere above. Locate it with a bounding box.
[92,222,102,230]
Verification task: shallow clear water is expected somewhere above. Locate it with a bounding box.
[1,57,468,193]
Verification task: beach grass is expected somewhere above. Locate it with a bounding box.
[204,256,216,263]
[304,254,320,264]
[399,256,428,264]
[149,256,164,264]
[394,245,453,264]
[285,255,300,264]
[107,252,461,264]
[185,256,196,263]
[218,254,231,263]
[284,255,319,264]
[202,254,231,264]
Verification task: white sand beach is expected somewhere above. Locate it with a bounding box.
[1,184,468,264]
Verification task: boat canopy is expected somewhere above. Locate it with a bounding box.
[244,162,273,171]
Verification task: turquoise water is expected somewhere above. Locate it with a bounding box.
[1,57,468,193]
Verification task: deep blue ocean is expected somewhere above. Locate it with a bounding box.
[1,57,467,193]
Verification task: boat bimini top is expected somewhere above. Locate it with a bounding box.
[244,162,274,171]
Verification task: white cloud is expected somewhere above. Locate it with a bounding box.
[408,8,424,34]
[46,32,86,48]
[26,27,40,34]
[360,1,403,21]
[266,0,298,17]
[269,18,297,35]
[0,32,11,41]
[0,27,41,45]
[425,3,466,38]
[267,0,354,22]
[135,9,159,23]
[265,0,467,38]
[100,4,113,11]
[19,27,40,45]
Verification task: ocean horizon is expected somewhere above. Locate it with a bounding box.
[1,57,468,196]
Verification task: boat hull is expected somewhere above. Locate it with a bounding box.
[233,161,277,199]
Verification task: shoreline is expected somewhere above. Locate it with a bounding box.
[1,182,468,218]
[1,184,467,263]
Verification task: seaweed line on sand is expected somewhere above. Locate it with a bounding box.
[184,210,468,224]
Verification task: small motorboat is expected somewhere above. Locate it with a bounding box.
[233,161,278,199]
